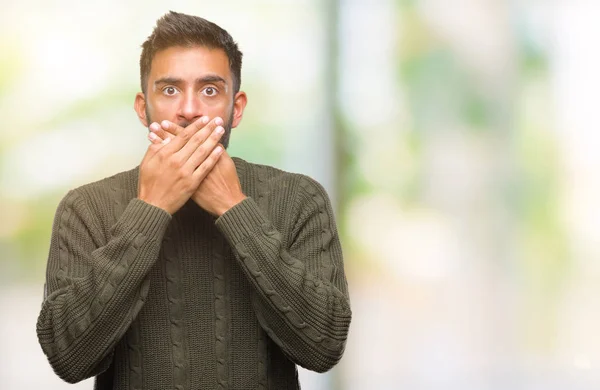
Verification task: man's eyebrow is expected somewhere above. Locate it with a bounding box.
[154,77,183,86]
[153,75,227,86]
[196,75,227,85]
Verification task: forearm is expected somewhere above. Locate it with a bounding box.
[241,237,351,372]
[216,197,351,372]
[37,195,171,383]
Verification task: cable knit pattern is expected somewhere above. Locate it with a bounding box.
[253,166,270,390]
[37,158,351,389]
[163,230,190,390]
[256,325,268,390]
[212,232,229,389]
[126,312,143,390]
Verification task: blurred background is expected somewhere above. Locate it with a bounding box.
[1,0,600,388]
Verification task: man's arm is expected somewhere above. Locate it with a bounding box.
[215,175,351,373]
[37,116,225,383]
[36,191,171,383]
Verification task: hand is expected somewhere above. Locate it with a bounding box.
[138,116,225,214]
[191,149,246,217]
[147,119,246,216]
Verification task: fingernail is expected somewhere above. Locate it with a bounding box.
[162,137,171,145]
[215,146,223,153]
[202,116,209,124]
[149,132,158,140]
[215,126,224,134]
[161,120,170,129]
[215,117,223,126]
[149,122,160,132]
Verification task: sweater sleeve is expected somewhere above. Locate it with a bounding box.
[215,176,351,373]
[36,189,171,383]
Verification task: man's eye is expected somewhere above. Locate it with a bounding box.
[203,87,217,97]
[164,87,178,96]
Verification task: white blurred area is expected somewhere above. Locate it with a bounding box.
[2,0,600,389]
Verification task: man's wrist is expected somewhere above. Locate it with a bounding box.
[216,194,248,217]
[137,196,174,215]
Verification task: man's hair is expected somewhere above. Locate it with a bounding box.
[140,11,243,95]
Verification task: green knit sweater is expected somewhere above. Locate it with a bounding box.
[36,157,351,389]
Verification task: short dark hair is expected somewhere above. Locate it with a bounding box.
[140,11,243,95]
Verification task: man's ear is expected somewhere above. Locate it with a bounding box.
[231,91,247,128]
[134,92,148,127]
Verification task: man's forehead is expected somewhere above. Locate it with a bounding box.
[149,45,231,82]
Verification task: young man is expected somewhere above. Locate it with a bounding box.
[36,11,351,389]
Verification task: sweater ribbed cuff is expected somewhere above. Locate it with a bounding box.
[118,198,172,239]
[215,197,268,245]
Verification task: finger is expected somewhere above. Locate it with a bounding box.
[149,122,175,142]
[184,125,225,170]
[159,120,187,137]
[192,144,224,182]
[182,115,213,135]
[148,131,162,144]
[148,132,171,148]
[173,116,223,161]
[164,116,209,140]
[160,116,214,155]
[150,123,172,145]
[141,124,171,164]
[218,146,230,158]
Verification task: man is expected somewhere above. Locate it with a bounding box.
[36,11,351,389]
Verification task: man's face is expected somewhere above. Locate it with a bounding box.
[135,45,246,148]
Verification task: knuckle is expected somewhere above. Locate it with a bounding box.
[177,156,187,168]
[154,149,166,161]
[196,167,208,179]
[195,120,206,131]
[181,180,192,192]
[181,129,192,141]
[191,129,205,142]
[186,177,199,191]
[205,121,217,132]
[175,169,186,182]
[207,154,218,165]
[168,156,181,169]
[201,120,214,131]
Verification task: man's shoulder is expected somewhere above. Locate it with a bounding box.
[233,157,329,199]
[68,166,139,205]
[234,157,319,187]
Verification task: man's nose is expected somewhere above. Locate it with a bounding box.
[178,92,203,123]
